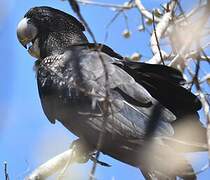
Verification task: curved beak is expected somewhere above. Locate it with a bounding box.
[17,18,38,49]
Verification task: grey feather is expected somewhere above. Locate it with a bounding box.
[37,47,176,139]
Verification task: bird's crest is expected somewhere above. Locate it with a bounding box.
[25,6,85,32]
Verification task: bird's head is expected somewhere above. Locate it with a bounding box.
[17,6,88,59]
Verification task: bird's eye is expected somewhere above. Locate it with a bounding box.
[27,19,32,24]
[32,36,37,44]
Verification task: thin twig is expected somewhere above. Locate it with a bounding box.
[67,1,113,179]
[4,161,9,180]
[189,59,201,90]
[106,10,123,29]
[149,1,176,64]
[77,0,133,10]
[152,12,165,65]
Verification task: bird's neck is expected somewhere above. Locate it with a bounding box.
[39,31,88,58]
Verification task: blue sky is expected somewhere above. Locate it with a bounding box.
[0,0,209,179]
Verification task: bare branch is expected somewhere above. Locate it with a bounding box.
[77,0,133,10]
[175,2,206,25]
[200,74,210,84]
[147,52,169,64]
[169,0,210,70]
[4,161,9,180]
[134,0,161,22]
[199,91,210,163]
[149,1,176,64]
[26,149,76,180]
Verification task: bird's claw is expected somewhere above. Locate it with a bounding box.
[70,139,111,167]
[89,155,111,167]
[69,139,93,164]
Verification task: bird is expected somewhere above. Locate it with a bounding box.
[17,6,207,180]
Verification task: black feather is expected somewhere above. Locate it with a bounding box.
[25,6,85,31]
[114,61,202,114]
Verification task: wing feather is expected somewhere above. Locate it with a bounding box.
[36,47,176,136]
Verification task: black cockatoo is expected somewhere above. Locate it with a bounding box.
[17,6,207,180]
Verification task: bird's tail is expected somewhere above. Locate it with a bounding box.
[139,141,197,180]
[170,114,207,152]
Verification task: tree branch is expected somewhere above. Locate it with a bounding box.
[134,0,161,22]
[26,149,76,180]
[148,0,176,64]
[76,0,133,10]
[169,0,210,70]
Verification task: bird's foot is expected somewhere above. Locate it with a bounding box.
[69,139,94,163]
[70,139,111,167]
[89,154,111,167]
